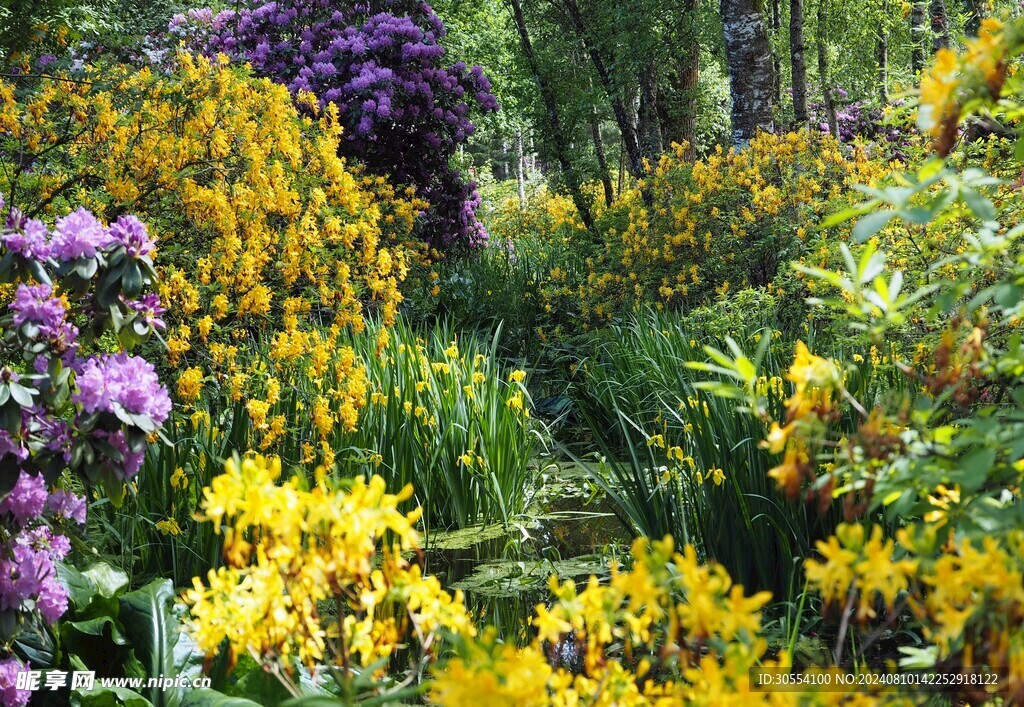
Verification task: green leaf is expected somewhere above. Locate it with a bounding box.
[180,691,261,707]
[84,563,130,599]
[960,187,996,221]
[852,210,894,242]
[119,580,204,707]
[59,563,100,611]
[71,687,154,707]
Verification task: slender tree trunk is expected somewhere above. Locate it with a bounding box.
[618,135,626,194]
[911,1,926,75]
[876,3,888,104]
[515,128,526,205]
[560,0,646,179]
[507,0,593,229]
[638,59,664,164]
[790,0,808,125]
[930,0,949,51]
[720,0,776,142]
[772,0,782,105]
[817,0,838,137]
[591,114,614,206]
[964,0,982,36]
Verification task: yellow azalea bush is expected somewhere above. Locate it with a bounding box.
[431,536,911,706]
[0,53,423,412]
[185,455,474,697]
[695,20,1024,701]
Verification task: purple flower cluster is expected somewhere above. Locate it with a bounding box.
[0,526,72,623]
[808,89,915,158]
[167,0,498,252]
[74,353,172,423]
[0,218,51,260]
[0,196,170,664]
[10,283,78,347]
[1,208,158,263]
[108,215,156,257]
[51,208,114,261]
[0,656,30,707]
[0,472,82,636]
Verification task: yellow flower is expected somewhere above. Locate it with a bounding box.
[156,518,183,536]
[170,467,189,491]
[176,367,204,402]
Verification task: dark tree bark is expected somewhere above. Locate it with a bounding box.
[911,1,926,75]
[964,0,982,36]
[590,113,614,206]
[930,0,949,51]
[638,59,664,164]
[790,0,808,125]
[720,0,776,142]
[677,0,700,161]
[817,0,838,137]
[507,0,593,229]
[876,3,888,105]
[559,0,646,179]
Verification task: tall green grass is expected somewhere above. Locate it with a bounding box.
[572,306,907,596]
[332,317,541,530]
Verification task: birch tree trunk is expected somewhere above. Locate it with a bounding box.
[515,128,526,206]
[876,3,888,105]
[930,0,949,51]
[720,0,776,142]
[790,0,808,125]
[817,0,839,138]
[911,1,926,75]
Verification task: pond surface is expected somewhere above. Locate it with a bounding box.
[423,460,631,643]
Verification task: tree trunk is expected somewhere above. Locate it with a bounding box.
[515,128,526,205]
[678,55,699,160]
[507,0,593,230]
[790,0,808,125]
[591,114,614,206]
[638,59,664,164]
[964,0,982,36]
[772,0,782,105]
[930,0,949,51]
[876,3,888,105]
[817,0,838,138]
[911,1,926,75]
[560,0,646,179]
[720,0,776,142]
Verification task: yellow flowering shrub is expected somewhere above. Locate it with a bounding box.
[185,455,474,689]
[431,536,912,706]
[0,54,423,410]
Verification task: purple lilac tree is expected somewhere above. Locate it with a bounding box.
[0,197,170,705]
[168,0,499,252]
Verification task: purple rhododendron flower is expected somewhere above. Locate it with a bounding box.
[50,207,112,261]
[0,656,30,707]
[74,353,172,423]
[108,214,156,257]
[9,283,77,345]
[0,471,48,525]
[1,218,51,260]
[124,293,167,330]
[46,489,87,525]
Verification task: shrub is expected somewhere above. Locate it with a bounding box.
[185,456,475,701]
[0,55,420,431]
[0,197,168,704]
[165,0,499,252]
